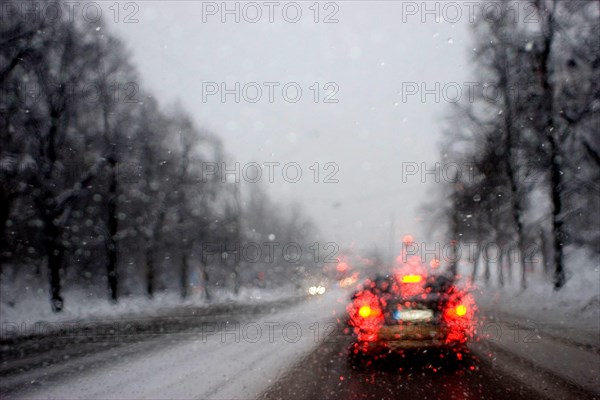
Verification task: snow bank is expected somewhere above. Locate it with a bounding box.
[0,282,301,330]
[472,246,600,337]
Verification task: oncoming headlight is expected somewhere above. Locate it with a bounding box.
[308,285,326,295]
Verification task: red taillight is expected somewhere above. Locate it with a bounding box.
[358,305,381,318]
[442,289,477,345]
[358,305,371,317]
[347,290,384,341]
[445,303,468,319]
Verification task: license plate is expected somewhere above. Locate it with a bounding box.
[395,309,434,321]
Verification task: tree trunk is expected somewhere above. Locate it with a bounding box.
[497,250,505,288]
[497,41,526,290]
[520,242,527,290]
[145,246,155,298]
[200,263,211,301]
[44,214,64,312]
[180,250,189,299]
[232,269,240,295]
[470,244,481,284]
[506,246,513,284]
[539,229,551,275]
[106,159,119,303]
[42,108,64,311]
[448,199,460,279]
[549,147,566,289]
[0,194,12,258]
[145,205,165,299]
[535,0,565,289]
[484,245,491,286]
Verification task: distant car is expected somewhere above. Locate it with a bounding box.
[346,269,476,364]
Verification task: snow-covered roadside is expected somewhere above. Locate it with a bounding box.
[472,246,600,346]
[13,289,348,400]
[470,321,600,398]
[0,284,303,339]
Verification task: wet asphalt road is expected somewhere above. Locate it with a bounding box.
[259,318,598,400]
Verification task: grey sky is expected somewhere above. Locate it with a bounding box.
[110,1,473,253]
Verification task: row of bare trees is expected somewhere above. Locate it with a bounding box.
[0,2,318,312]
[431,0,599,290]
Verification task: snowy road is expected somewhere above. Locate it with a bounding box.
[2,291,346,399]
[2,291,598,400]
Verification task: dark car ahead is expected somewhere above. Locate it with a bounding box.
[346,268,477,364]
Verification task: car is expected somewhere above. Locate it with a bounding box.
[346,266,476,365]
